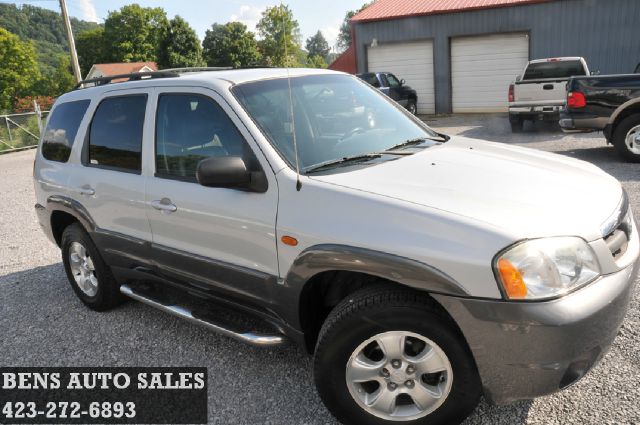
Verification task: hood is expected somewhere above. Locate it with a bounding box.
[311,137,622,241]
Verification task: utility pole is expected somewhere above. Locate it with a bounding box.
[59,0,82,83]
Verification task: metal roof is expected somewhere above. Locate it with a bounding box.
[351,0,555,22]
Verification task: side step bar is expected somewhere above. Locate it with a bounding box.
[120,284,286,347]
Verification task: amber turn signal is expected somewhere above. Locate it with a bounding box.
[281,235,298,246]
[497,258,527,299]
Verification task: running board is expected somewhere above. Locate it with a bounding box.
[120,284,286,347]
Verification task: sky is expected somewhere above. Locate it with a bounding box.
[11,0,367,52]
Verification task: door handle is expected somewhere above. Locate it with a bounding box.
[151,198,177,213]
[77,186,95,196]
[543,84,554,90]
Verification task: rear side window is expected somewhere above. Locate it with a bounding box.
[41,100,90,162]
[87,95,147,172]
[360,73,380,88]
[155,93,250,181]
[523,61,587,80]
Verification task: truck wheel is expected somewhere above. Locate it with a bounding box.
[612,114,640,163]
[510,118,523,133]
[61,223,123,311]
[407,100,417,115]
[314,286,481,425]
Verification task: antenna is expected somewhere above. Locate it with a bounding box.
[281,3,302,191]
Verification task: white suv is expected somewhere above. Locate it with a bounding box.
[34,68,638,425]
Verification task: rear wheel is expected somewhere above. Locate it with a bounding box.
[612,114,640,162]
[61,223,123,311]
[510,117,523,133]
[314,286,481,425]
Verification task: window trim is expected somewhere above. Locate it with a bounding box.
[153,91,257,184]
[82,93,148,175]
[41,99,91,163]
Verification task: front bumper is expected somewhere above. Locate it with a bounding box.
[433,257,639,404]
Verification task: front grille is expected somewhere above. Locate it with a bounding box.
[600,191,633,260]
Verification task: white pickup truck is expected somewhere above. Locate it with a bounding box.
[508,57,590,132]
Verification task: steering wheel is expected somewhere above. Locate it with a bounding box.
[340,127,366,142]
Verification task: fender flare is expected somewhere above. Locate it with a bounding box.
[46,195,96,235]
[286,244,469,297]
[608,97,640,127]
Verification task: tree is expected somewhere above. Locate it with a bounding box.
[307,55,328,69]
[158,16,205,69]
[305,31,330,60]
[76,27,107,76]
[337,3,372,51]
[103,4,169,63]
[0,28,40,112]
[202,22,261,68]
[256,5,301,67]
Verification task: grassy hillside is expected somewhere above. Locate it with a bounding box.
[0,3,100,73]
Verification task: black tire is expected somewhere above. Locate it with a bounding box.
[407,99,417,115]
[612,114,640,163]
[61,223,123,311]
[314,286,481,425]
[510,118,523,133]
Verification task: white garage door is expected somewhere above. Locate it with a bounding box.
[451,33,529,113]
[367,41,435,114]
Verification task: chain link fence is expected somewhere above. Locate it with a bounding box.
[0,104,49,154]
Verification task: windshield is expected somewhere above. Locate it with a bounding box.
[523,60,587,80]
[233,74,438,171]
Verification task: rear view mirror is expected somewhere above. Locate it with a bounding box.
[196,156,267,192]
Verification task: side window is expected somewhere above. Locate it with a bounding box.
[155,93,251,180]
[41,100,90,162]
[87,95,147,172]
[379,74,390,87]
[387,74,401,88]
[362,74,380,88]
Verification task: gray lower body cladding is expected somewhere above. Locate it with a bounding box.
[434,258,639,404]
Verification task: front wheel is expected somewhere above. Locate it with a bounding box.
[407,100,417,115]
[314,286,481,425]
[612,114,640,162]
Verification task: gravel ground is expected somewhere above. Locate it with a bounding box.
[1,114,639,424]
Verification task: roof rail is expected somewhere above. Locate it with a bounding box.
[161,66,233,73]
[74,70,180,90]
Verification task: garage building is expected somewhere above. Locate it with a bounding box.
[336,0,640,115]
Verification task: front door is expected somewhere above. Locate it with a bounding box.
[144,87,279,305]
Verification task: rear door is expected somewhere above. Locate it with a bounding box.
[144,87,279,303]
[69,88,153,268]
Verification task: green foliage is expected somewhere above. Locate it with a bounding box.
[256,5,301,67]
[0,28,41,112]
[202,22,261,68]
[307,55,328,69]
[158,16,205,69]
[103,4,169,63]
[76,27,107,76]
[337,2,372,51]
[305,31,330,60]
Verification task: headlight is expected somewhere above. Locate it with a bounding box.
[494,237,601,300]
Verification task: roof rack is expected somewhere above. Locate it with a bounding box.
[74,71,180,90]
[161,66,232,73]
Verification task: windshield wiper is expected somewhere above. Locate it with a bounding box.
[304,153,382,174]
[385,134,449,152]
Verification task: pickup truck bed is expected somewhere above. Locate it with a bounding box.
[560,73,640,162]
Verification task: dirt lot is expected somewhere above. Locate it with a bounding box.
[1,114,638,424]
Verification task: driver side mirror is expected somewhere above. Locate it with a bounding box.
[591,70,601,76]
[400,79,406,85]
[196,156,267,192]
[515,75,522,82]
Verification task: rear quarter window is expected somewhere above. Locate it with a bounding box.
[41,99,90,162]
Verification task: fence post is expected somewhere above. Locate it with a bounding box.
[34,100,43,134]
[4,116,12,142]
